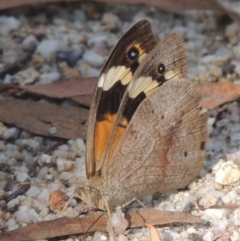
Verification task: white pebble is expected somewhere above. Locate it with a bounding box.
[117,234,128,241]
[102,12,120,26]
[57,144,69,152]
[202,209,229,227]
[39,207,50,217]
[26,186,41,198]
[109,208,129,235]
[22,35,38,51]
[16,172,30,182]
[37,166,50,179]
[83,50,105,67]
[215,161,240,186]
[37,39,66,61]
[37,188,50,202]
[19,139,40,154]
[13,68,39,86]
[0,16,20,35]
[88,35,108,46]
[3,127,20,140]
[230,132,240,141]
[38,154,52,165]
[56,158,75,172]
[59,171,74,180]
[73,157,86,181]
[200,55,216,64]
[39,72,60,84]
[15,206,38,223]
[47,182,64,192]
[203,231,214,241]
[222,190,238,204]
[200,193,218,209]
[233,208,240,225]
[231,230,240,241]
[226,22,240,44]
[6,218,18,230]
[7,198,20,209]
[69,138,85,157]
[92,231,108,241]
[48,126,58,135]
[215,47,233,62]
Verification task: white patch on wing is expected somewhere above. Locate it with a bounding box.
[98,74,105,87]
[164,69,182,80]
[128,76,157,98]
[102,66,132,91]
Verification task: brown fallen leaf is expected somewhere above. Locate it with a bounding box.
[0,0,222,11]
[0,78,96,98]
[23,78,97,98]
[0,99,88,140]
[1,0,240,23]
[71,94,94,106]
[196,82,240,110]
[0,78,97,107]
[0,209,202,241]
[145,223,163,241]
[196,199,240,211]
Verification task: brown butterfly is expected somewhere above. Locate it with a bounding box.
[78,20,208,212]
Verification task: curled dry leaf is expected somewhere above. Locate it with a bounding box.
[1,0,240,23]
[196,82,240,110]
[48,190,68,212]
[145,223,163,241]
[0,78,96,106]
[0,209,202,241]
[0,99,88,140]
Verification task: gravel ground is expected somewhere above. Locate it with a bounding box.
[1,2,240,241]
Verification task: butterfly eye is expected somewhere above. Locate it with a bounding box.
[158,64,165,74]
[127,46,139,60]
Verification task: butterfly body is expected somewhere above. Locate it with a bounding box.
[78,20,208,211]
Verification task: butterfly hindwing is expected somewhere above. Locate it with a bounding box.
[86,20,157,178]
[104,79,208,208]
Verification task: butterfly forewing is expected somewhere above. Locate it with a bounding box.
[103,79,208,208]
[86,20,157,178]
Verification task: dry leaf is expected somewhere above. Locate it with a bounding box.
[0,0,222,11]
[196,82,240,110]
[0,209,202,241]
[0,99,88,140]
[1,0,240,23]
[0,78,97,106]
[145,224,163,241]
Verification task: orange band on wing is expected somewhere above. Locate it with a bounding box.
[94,114,128,173]
[94,114,117,172]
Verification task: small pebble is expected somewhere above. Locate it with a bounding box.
[37,39,67,61]
[39,72,60,84]
[3,127,20,140]
[0,16,20,35]
[83,50,105,67]
[48,126,58,135]
[215,161,240,186]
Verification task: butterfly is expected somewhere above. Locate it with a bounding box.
[78,20,208,212]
